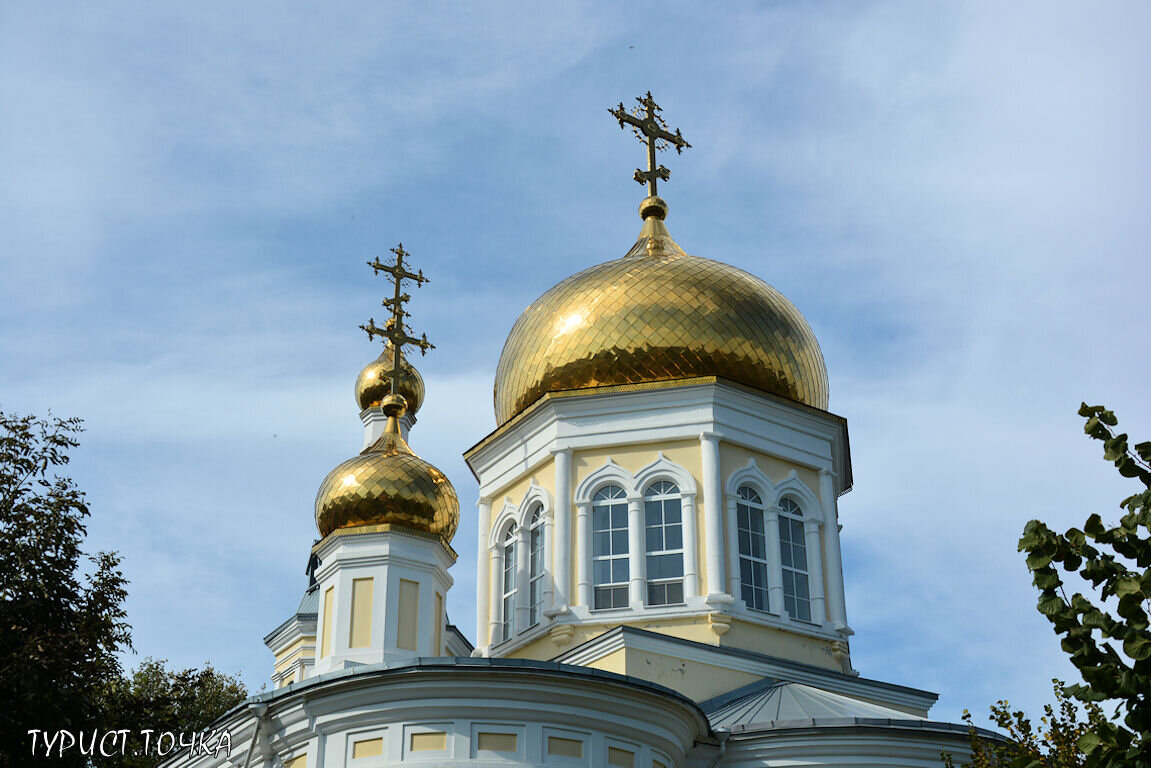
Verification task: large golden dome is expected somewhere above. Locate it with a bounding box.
[354,344,425,414]
[493,203,828,424]
[315,395,458,541]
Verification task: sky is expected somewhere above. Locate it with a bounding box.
[2,0,1149,728]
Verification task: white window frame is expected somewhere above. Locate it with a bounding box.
[500,524,517,642]
[528,505,545,627]
[778,496,811,622]
[591,483,629,610]
[736,484,770,611]
[643,480,685,606]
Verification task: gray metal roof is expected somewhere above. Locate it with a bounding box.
[705,680,916,729]
[297,585,319,616]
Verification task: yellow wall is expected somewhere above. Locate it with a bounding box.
[273,635,315,673]
[320,587,334,658]
[572,439,700,480]
[349,578,373,648]
[618,648,761,703]
[722,619,837,671]
[397,579,419,651]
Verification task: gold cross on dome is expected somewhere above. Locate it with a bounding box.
[608,91,691,197]
[360,243,434,398]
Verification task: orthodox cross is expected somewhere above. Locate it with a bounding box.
[360,243,434,399]
[608,91,691,197]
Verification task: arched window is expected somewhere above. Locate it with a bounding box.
[592,484,628,609]
[501,525,517,641]
[528,505,545,627]
[778,498,810,621]
[736,485,768,611]
[644,480,684,606]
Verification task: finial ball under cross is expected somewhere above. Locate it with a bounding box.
[608,91,691,200]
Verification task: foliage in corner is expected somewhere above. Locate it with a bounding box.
[0,410,131,768]
[943,679,1105,768]
[95,657,247,768]
[1017,404,1151,767]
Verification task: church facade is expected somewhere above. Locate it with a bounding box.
[165,96,978,768]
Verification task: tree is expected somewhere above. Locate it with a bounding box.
[95,657,246,768]
[0,410,130,767]
[943,679,1106,768]
[1017,404,1151,767]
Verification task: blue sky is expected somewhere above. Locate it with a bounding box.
[2,1,1149,726]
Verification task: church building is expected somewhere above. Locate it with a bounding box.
[166,95,978,768]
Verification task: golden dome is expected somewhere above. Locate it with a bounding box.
[493,200,828,424]
[315,395,458,541]
[354,344,425,414]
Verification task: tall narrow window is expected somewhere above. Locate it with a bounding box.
[779,498,811,621]
[501,525,517,641]
[644,480,684,606]
[736,485,769,610]
[592,484,629,609]
[528,506,545,627]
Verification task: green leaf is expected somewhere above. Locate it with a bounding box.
[1084,514,1105,537]
[1037,592,1067,616]
[1122,633,1151,660]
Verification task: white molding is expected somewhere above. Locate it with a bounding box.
[573,458,635,503]
[724,457,776,499]
[466,382,849,501]
[774,470,822,523]
[489,499,520,550]
[515,481,552,527]
[634,452,698,495]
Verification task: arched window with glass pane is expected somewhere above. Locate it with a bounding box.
[501,525,517,641]
[778,498,811,621]
[592,484,628,609]
[528,506,545,627]
[644,480,684,606]
[736,485,768,611]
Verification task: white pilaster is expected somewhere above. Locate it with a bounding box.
[681,493,700,600]
[819,469,850,632]
[804,517,826,625]
[627,495,645,607]
[488,544,503,647]
[515,524,530,630]
[725,496,741,605]
[765,505,785,616]
[552,448,572,609]
[699,432,727,599]
[476,497,492,650]
[576,501,591,608]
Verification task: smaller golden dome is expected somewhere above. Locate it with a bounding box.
[354,343,425,414]
[315,395,458,542]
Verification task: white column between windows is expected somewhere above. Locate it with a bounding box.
[542,508,555,613]
[819,469,849,631]
[476,497,492,651]
[627,495,645,607]
[725,496,741,605]
[681,492,700,599]
[552,448,573,610]
[575,501,591,608]
[765,504,785,616]
[700,432,727,599]
[804,518,826,625]
[515,524,530,631]
[488,544,503,647]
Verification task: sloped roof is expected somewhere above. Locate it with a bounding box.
[705,679,915,729]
